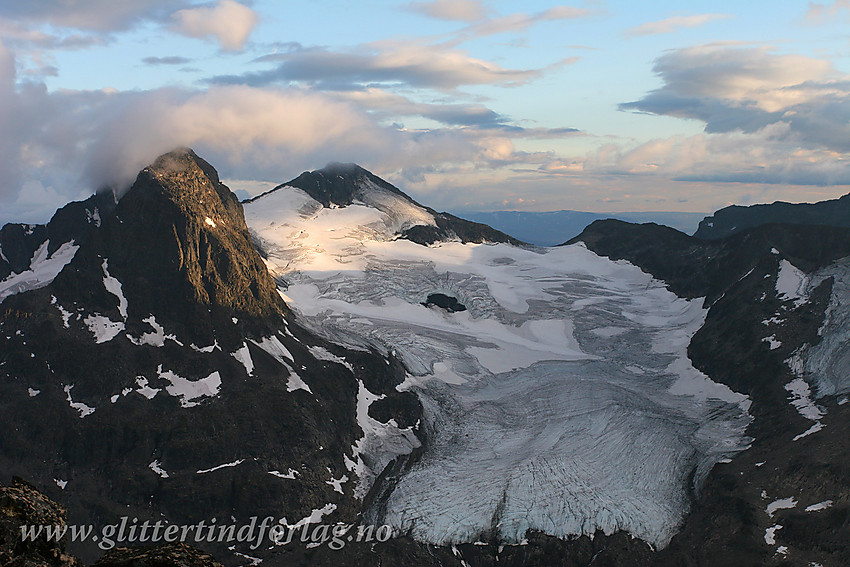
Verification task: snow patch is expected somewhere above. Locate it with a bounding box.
[766,497,797,518]
[84,314,125,343]
[158,365,221,408]
[269,469,299,479]
[349,381,420,499]
[54,479,67,490]
[776,260,809,307]
[28,388,40,397]
[128,316,181,347]
[63,384,95,418]
[197,459,244,474]
[232,343,255,375]
[101,259,128,319]
[279,503,337,531]
[308,345,354,370]
[0,240,79,303]
[805,500,833,512]
[135,376,160,400]
[326,474,349,494]
[51,296,73,328]
[793,422,824,441]
[764,524,782,545]
[149,460,169,478]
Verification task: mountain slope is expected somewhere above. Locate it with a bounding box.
[694,192,850,240]
[0,149,420,564]
[0,191,116,300]
[573,219,850,566]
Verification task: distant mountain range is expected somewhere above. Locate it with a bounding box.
[1,149,849,566]
[455,210,707,246]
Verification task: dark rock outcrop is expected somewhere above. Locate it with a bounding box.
[93,543,222,567]
[0,191,116,281]
[694,192,850,240]
[0,478,81,567]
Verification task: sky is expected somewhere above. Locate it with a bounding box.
[1,0,850,224]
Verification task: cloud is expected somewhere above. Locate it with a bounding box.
[142,55,192,65]
[0,19,106,50]
[408,0,489,22]
[171,0,258,51]
[448,5,590,44]
[806,0,850,22]
[0,40,538,223]
[0,0,185,32]
[620,44,850,153]
[625,14,732,37]
[213,42,558,90]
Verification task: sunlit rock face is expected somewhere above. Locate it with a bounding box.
[244,170,752,549]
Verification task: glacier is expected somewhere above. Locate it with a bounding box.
[243,181,752,549]
[787,257,850,398]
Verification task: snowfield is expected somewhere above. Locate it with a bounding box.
[244,182,752,549]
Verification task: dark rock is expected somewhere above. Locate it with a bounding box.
[421,293,466,312]
[0,191,115,281]
[93,543,222,567]
[0,478,82,567]
[694,192,850,240]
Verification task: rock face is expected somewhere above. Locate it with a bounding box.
[0,478,81,567]
[572,219,850,566]
[0,149,418,565]
[694,192,850,240]
[93,543,223,567]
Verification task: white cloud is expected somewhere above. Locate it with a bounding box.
[625,14,732,37]
[806,0,850,22]
[408,0,488,22]
[171,0,258,51]
[449,5,590,44]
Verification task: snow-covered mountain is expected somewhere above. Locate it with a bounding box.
[243,170,753,549]
[1,150,849,567]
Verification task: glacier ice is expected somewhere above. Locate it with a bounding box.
[243,185,753,549]
[787,258,850,398]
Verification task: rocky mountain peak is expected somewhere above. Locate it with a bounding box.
[273,161,411,208]
[48,148,287,344]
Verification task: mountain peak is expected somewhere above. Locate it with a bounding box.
[47,149,288,342]
[270,162,409,209]
[319,162,366,176]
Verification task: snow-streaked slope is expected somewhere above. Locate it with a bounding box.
[0,240,79,303]
[244,184,752,549]
[788,257,850,398]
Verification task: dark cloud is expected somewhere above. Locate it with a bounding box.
[142,55,192,65]
[0,0,186,32]
[620,45,850,152]
[211,44,547,90]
